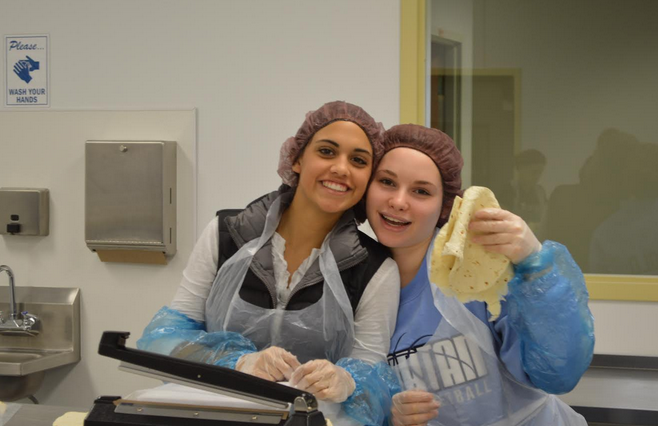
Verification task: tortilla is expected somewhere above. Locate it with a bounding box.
[429,186,513,320]
[52,411,88,426]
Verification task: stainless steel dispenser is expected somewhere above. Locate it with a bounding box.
[0,188,50,236]
[85,141,176,264]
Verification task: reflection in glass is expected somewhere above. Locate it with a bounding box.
[429,0,658,275]
[499,149,547,240]
[430,37,461,148]
[546,129,642,272]
[587,141,658,275]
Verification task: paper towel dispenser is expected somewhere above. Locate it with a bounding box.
[85,141,176,264]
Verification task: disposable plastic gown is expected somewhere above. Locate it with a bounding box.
[137,308,398,426]
[137,306,256,369]
[337,359,401,426]
[386,240,594,425]
[505,240,595,394]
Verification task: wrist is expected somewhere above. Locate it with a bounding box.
[345,371,356,396]
[236,352,254,372]
[514,241,554,275]
[338,365,357,396]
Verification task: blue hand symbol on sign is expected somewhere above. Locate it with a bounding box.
[14,61,32,83]
[25,56,40,71]
[13,56,40,84]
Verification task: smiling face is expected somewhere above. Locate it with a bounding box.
[292,120,373,219]
[366,147,443,253]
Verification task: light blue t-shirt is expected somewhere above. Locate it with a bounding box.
[389,256,532,386]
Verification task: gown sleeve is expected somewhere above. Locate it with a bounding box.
[503,241,595,394]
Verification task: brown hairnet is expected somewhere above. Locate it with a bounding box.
[277,101,384,187]
[382,124,463,227]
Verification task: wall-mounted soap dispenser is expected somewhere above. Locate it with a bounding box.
[85,141,176,265]
[0,188,50,236]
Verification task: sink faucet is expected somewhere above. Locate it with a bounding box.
[0,265,18,322]
[0,265,40,335]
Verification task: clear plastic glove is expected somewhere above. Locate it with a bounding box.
[236,346,301,381]
[391,390,440,426]
[289,359,356,403]
[468,208,542,264]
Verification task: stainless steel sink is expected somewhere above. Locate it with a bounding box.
[0,349,79,376]
[0,287,80,401]
[0,351,42,363]
[0,349,47,401]
[0,370,45,401]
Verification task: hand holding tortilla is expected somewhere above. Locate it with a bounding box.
[469,206,543,265]
[429,186,541,320]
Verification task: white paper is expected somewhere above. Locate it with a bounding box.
[123,382,284,410]
[123,383,360,426]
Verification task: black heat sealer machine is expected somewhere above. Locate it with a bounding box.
[84,331,326,426]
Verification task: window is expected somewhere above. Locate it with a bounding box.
[401,0,658,301]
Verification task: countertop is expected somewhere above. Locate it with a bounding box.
[2,400,658,426]
[2,404,86,426]
[559,368,658,411]
[3,367,658,426]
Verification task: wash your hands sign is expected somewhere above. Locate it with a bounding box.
[5,35,49,107]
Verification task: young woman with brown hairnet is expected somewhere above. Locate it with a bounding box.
[138,101,400,424]
[366,124,594,426]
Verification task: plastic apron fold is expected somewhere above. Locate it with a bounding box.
[204,195,355,364]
